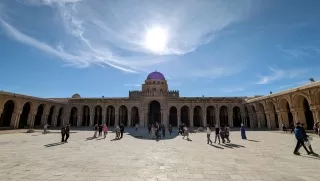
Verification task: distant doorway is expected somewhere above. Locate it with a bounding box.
[148,101,161,125]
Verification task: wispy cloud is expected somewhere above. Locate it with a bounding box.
[0,0,255,74]
[256,66,308,85]
[277,45,320,59]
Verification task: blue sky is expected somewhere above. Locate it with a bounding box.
[0,0,320,98]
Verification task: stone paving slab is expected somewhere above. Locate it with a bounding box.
[0,129,320,181]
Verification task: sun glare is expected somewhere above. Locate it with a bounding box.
[144,26,168,53]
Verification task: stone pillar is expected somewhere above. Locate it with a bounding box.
[139,110,145,127]
[0,109,2,119]
[290,108,299,124]
[215,108,220,126]
[228,113,233,127]
[102,108,106,124]
[115,113,119,126]
[202,111,206,127]
[90,113,94,126]
[29,109,37,128]
[128,111,131,127]
[190,110,194,127]
[249,113,254,128]
[11,111,21,128]
[77,115,81,126]
[144,110,148,127]
[177,113,181,128]
[163,109,169,126]
[310,107,319,123]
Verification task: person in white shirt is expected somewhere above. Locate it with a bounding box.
[206,125,212,144]
[43,123,49,134]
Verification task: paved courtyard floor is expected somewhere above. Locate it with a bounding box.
[0,129,320,181]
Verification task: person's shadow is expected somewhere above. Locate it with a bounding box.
[44,142,65,147]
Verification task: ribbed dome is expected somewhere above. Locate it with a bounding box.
[147,71,165,80]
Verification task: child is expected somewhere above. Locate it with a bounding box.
[103,124,108,139]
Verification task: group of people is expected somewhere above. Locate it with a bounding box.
[148,122,173,140]
[93,124,109,139]
[206,124,231,144]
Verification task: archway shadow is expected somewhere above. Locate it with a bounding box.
[125,128,180,140]
[44,142,65,147]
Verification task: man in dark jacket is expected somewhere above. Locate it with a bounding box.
[65,124,70,143]
[61,126,66,142]
[293,122,310,155]
[120,123,124,138]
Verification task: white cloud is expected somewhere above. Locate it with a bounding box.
[0,0,255,74]
[256,66,308,84]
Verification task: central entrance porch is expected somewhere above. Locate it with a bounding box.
[148,100,161,125]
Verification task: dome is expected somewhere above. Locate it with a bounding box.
[72,93,81,98]
[147,71,165,80]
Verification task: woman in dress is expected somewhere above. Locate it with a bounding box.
[240,123,247,139]
[103,124,108,139]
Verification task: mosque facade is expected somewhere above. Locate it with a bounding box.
[0,71,319,130]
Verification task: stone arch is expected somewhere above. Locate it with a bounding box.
[18,102,31,128]
[119,105,128,126]
[233,106,242,127]
[69,107,78,126]
[206,106,215,126]
[293,94,314,129]
[219,106,228,126]
[94,105,102,125]
[180,105,190,126]
[47,106,55,126]
[169,106,178,127]
[266,101,279,129]
[34,104,45,127]
[193,106,202,127]
[106,105,115,127]
[131,106,139,126]
[82,105,90,126]
[56,107,64,127]
[148,101,161,125]
[0,100,15,127]
[257,102,267,128]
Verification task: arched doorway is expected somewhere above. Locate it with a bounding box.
[94,106,102,125]
[69,107,78,126]
[206,106,215,127]
[233,106,242,127]
[181,106,189,126]
[34,104,44,127]
[245,107,250,128]
[57,107,64,127]
[193,106,202,127]
[219,106,228,126]
[119,105,128,126]
[148,101,161,125]
[19,102,31,128]
[131,107,139,126]
[169,106,178,126]
[0,100,15,127]
[267,101,279,129]
[82,106,90,126]
[257,103,267,128]
[47,106,55,126]
[106,106,115,126]
[295,95,314,130]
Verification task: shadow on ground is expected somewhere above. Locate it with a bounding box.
[126,128,180,140]
[44,142,65,147]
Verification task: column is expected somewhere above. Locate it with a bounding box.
[77,115,81,126]
[52,114,57,127]
[276,111,283,130]
[265,111,272,129]
[115,113,119,126]
[177,113,181,128]
[11,111,21,128]
[163,109,169,126]
[310,107,319,123]
[128,111,131,127]
[241,112,245,126]
[249,113,254,128]
[144,110,148,127]
[228,113,233,127]
[29,109,37,128]
[102,108,106,124]
[290,108,299,124]
[189,110,194,127]
[139,110,144,127]
[215,108,220,126]
[0,109,3,120]
[202,111,206,127]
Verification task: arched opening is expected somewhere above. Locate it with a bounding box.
[287,103,293,126]
[245,107,250,128]
[69,107,78,126]
[18,102,31,128]
[119,105,128,126]
[34,104,44,127]
[303,98,314,130]
[219,106,228,126]
[180,106,189,126]
[94,106,102,125]
[206,106,215,127]
[106,106,115,126]
[148,101,161,125]
[267,101,279,129]
[233,106,242,127]
[193,106,202,127]
[57,107,64,127]
[0,100,15,127]
[257,103,267,128]
[131,107,139,126]
[169,106,178,126]
[82,106,90,126]
[47,106,55,126]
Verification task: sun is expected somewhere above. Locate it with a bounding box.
[144,26,168,53]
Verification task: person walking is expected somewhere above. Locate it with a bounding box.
[161,123,166,138]
[93,124,98,138]
[98,124,103,137]
[206,125,212,144]
[183,125,190,140]
[293,122,311,155]
[61,126,66,142]
[65,124,70,143]
[301,123,317,155]
[120,123,125,138]
[168,124,172,135]
[103,124,108,139]
[220,125,226,143]
[214,124,220,144]
[225,125,231,143]
[240,123,247,139]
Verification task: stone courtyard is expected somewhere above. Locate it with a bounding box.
[0,129,320,181]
